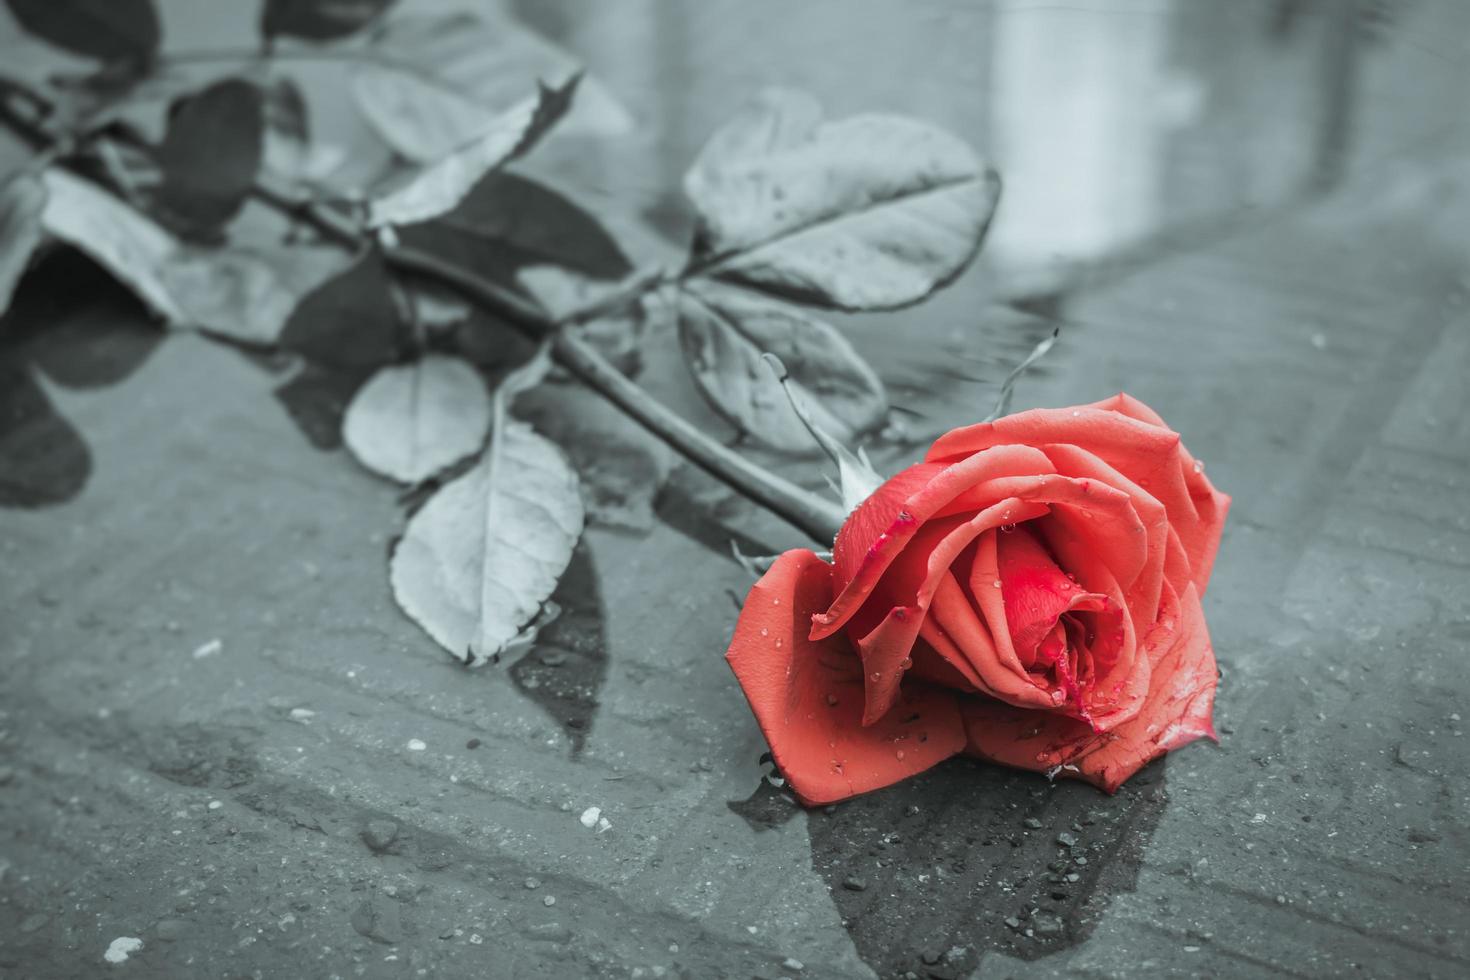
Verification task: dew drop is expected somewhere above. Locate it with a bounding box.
[992,579,1003,589]
[1193,459,1205,474]
[1071,410,1082,417]
[1000,523,1016,533]
[775,638,784,649]
[870,672,882,682]
[1035,751,1050,761]
[900,657,913,670]
[895,750,906,760]
[759,627,769,636]
[772,598,781,605]
[826,694,839,706]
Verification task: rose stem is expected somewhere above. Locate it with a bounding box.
[0,85,847,546]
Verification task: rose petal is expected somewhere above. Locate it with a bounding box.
[1067,582,1217,788]
[997,525,1109,656]
[1039,443,1167,631]
[966,528,1124,717]
[960,581,1217,791]
[847,498,1050,722]
[1086,394,1230,594]
[818,446,1056,640]
[926,397,1230,592]
[724,549,967,805]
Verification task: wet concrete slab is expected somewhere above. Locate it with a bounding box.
[3,4,1470,977]
[3,142,1467,976]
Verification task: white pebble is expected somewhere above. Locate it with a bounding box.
[579,805,601,829]
[207,800,222,810]
[191,639,222,659]
[406,739,427,751]
[104,937,143,964]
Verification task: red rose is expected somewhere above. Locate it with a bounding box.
[724,394,1230,805]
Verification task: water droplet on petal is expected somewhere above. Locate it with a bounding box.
[759,628,768,637]
[1193,460,1205,474]
[993,579,1003,589]
[870,672,882,682]
[1071,410,1082,417]
[775,638,784,649]
[895,750,906,760]
[826,694,839,706]
[772,598,781,605]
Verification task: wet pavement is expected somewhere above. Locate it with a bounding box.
[3,2,1470,977]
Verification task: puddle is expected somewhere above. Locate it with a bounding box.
[806,756,1171,976]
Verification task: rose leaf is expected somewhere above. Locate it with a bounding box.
[366,75,579,228]
[160,244,346,347]
[676,279,887,453]
[350,10,632,165]
[39,168,183,321]
[37,168,341,344]
[153,78,265,237]
[390,348,584,665]
[401,172,632,282]
[4,0,159,63]
[683,88,1001,311]
[343,354,491,484]
[260,0,397,42]
[0,171,47,318]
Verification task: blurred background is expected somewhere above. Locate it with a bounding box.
[8,0,1468,297]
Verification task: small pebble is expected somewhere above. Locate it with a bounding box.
[579,806,602,829]
[524,877,541,890]
[406,739,427,751]
[465,738,481,750]
[1032,912,1064,937]
[1023,817,1042,830]
[103,938,143,964]
[1056,832,1078,847]
[542,896,556,907]
[191,639,222,659]
[841,877,867,892]
[782,957,804,971]
[361,820,399,853]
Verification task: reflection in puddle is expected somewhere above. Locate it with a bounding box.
[807,757,1172,975]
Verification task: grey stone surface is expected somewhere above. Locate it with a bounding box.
[2,5,1470,979]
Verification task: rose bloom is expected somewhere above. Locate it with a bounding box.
[725,394,1230,805]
